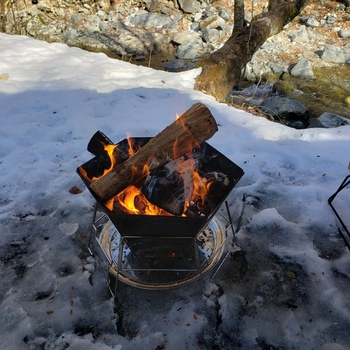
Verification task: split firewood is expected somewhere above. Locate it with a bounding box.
[90,103,218,201]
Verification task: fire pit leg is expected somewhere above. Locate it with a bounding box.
[87,202,99,256]
[211,201,237,280]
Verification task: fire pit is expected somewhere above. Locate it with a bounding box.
[77,103,244,291]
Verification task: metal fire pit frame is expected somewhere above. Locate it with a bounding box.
[328,175,350,249]
[88,201,235,294]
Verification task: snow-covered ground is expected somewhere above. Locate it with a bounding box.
[1,33,350,350]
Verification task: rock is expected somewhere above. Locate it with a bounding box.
[172,31,201,45]
[177,0,201,14]
[338,29,350,38]
[71,14,82,23]
[308,112,350,128]
[164,59,192,71]
[218,8,232,21]
[269,63,288,74]
[290,57,314,79]
[64,28,78,44]
[260,97,307,120]
[320,45,350,63]
[128,12,173,28]
[37,1,52,12]
[306,16,320,28]
[288,25,309,43]
[202,28,220,43]
[200,15,226,31]
[325,13,338,25]
[99,21,108,31]
[174,41,203,59]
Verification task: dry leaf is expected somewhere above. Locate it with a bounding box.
[47,311,53,315]
[69,185,82,194]
[186,323,191,326]
[274,222,280,229]
[193,314,197,320]
[70,298,74,306]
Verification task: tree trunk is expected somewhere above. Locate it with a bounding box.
[195,0,309,102]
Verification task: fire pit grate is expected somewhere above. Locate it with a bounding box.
[77,104,244,292]
[89,202,232,292]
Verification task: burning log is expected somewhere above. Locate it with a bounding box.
[90,103,218,202]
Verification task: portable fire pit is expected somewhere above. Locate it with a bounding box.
[77,103,244,292]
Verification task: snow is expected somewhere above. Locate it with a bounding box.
[1,33,350,349]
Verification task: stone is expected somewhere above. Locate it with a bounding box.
[260,97,307,119]
[290,57,314,79]
[177,0,201,14]
[200,15,225,31]
[218,8,232,21]
[308,112,350,128]
[164,59,191,71]
[338,29,350,38]
[172,31,201,45]
[128,12,173,28]
[269,63,288,75]
[71,14,82,23]
[99,21,108,31]
[321,45,350,63]
[202,28,220,43]
[306,16,320,27]
[325,13,338,24]
[37,1,52,12]
[174,41,203,59]
[288,25,309,43]
[64,28,78,43]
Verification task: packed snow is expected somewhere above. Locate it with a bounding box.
[0,33,350,350]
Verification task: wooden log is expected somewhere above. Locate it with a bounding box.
[90,102,218,201]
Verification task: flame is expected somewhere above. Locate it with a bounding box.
[81,121,214,216]
[126,132,136,157]
[78,142,118,182]
[179,157,213,212]
[107,185,172,216]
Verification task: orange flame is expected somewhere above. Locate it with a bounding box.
[179,157,213,212]
[81,124,214,216]
[106,185,172,216]
[78,142,118,182]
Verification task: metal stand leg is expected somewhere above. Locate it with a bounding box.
[328,175,350,249]
[211,200,236,280]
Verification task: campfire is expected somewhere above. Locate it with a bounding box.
[77,103,244,239]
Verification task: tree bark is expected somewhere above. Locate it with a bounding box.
[195,0,309,102]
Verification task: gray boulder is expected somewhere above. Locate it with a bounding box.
[172,31,202,45]
[177,0,201,14]
[174,41,204,59]
[290,57,314,79]
[202,28,220,43]
[128,12,173,28]
[339,30,350,38]
[308,112,350,128]
[288,25,309,43]
[260,97,307,119]
[321,45,350,63]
